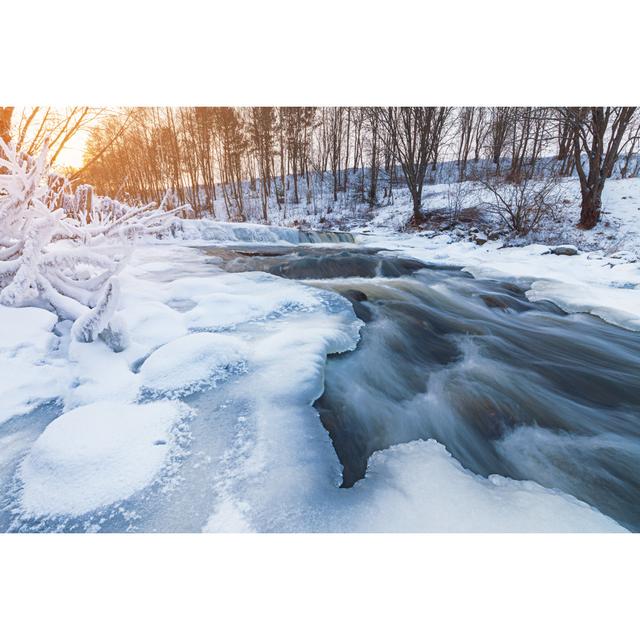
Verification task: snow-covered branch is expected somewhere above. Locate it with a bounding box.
[0,140,187,347]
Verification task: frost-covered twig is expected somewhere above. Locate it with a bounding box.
[0,141,187,348]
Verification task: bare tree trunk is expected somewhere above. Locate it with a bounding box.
[564,106,637,229]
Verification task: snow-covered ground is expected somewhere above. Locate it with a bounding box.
[1,223,635,531]
[1,169,639,532]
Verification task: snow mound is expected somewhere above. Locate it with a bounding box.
[139,332,248,397]
[0,305,57,354]
[0,360,65,425]
[183,272,321,330]
[0,306,65,424]
[123,301,190,352]
[340,439,626,533]
[526,280,640,331]
[19,400,190,516]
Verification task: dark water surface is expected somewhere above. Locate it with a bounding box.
[205,243,640,531]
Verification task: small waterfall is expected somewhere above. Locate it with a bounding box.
[297,229,355,244]
[176,219,355,244]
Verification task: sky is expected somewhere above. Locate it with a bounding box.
[11,106,92,170]
[56,128,88,168]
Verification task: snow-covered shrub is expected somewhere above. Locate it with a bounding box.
[0,140,187,347]
[479,175,569,235]
[445,181,476,221]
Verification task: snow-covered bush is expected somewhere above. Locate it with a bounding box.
[445,181,476,221]
[0,140,187,347]
[479,175,569,235]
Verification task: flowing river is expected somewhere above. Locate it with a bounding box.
[205,241,640,532]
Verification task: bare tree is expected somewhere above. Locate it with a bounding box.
[457,107,476,180]
[488,107,515,171]
[372,107,446,224]
[248,107,276,221]
[560,107,637,228]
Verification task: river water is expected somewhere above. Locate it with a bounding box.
[205,242,640,531]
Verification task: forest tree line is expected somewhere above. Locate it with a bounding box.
[2,106,640,229]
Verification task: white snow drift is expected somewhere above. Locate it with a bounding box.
[139,332,248,397]
[19,400,190,517]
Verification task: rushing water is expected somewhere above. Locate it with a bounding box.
[205,243,640,532]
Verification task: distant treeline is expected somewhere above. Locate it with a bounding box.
[78,107,639,229]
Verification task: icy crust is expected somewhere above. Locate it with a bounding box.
[526,280,640,331]
[203,308,365,533]
[19,400,191,517]
[180,273,324,331]
[139,332,248,397]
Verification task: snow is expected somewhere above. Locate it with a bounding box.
[2,171,639,532]
[121,301,189,353]
[181,273,323,331]
[0,359,64,425]
[139,332,248,397]
[0,305,65,423]
[19,400,190,517]
[527,280,640,330]
[336,440,625,533]
[65,338,140,409]
[0,305,57,354]
[0,239,633,532]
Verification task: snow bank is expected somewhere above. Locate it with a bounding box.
[336,440,625,533]
[0,305,66,423]
[0,305,57,354]
[19,400,190,516]
[139,332,248,397]
[527,280,640,330]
